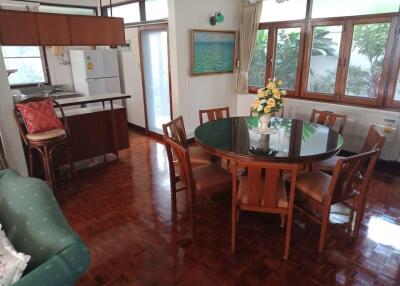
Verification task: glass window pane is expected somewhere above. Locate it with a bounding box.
[4,58,45,85]
[249,30,268,87]
[145,0,168,21]
[307,25,343,94]
[394,72,400,101]
[107,3,141,23]
[274,27,301,90]
[312,0,399,18]
[345,23,391,98]
[2,46,40,58]
[260,0,307,22]
[38,5,96,16]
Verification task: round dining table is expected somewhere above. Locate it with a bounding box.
[195,116,344,163]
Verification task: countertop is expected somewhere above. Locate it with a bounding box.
[57,93,131,107]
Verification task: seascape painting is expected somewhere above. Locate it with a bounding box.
[192,30,236,76]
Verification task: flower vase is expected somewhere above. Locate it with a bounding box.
[260,113,271,131]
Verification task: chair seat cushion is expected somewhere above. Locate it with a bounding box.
[237,176,288,208]
[312,156,344,173]
[15,99,63,134]
[189,145,213,167]
[295,171,332,202]
[193,164,231,194]
[26,128,66,142]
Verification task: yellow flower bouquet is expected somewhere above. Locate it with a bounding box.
[251,78,286,116]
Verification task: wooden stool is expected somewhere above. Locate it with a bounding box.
[14,98,77,192]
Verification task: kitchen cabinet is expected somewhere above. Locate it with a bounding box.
[69,15,125,46]
[0,10,39,45]
[36,13,71,45]
[0,10,125,46]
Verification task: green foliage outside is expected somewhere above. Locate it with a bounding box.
[249,22,391,98]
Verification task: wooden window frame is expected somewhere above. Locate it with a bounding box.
[249,0,400,110]
[337,16,397,107]
[248,20,305,97]
[300,19,346,102]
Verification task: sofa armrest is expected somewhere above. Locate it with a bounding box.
[13,242,90,286]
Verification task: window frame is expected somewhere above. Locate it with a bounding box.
[301,19,346,102]
[248,20,305,97]
[337,15,397,107]
[102,0,145,24]
[250,0,400,110]
[3,46,50,88]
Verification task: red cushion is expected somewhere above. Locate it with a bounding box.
[16,99,63,134]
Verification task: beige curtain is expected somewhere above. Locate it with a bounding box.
[0,134,8,170]
[236,0,263,94]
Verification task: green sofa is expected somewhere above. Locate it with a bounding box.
[0,169,89,286]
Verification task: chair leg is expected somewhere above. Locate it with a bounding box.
[171,177,178,214]
[28,147,34,177]
[42,145,55,191]
[284,212,293,260]
[280,214,286,228]
[65,140,78,190]
[231,204,237,253]
[190,189,196,235]
[319,207,330,253]
[353,195,365,238]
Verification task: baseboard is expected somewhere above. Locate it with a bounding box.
[128,123,146,134]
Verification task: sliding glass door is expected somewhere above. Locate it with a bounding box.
[140,25,171,135]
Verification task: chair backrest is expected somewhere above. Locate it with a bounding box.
[232,160,299,209]
[310,109,347,134]
[328,149,379,204]
[14,97,69,145]
[164,137,194,190]
[199,107,229,125]
[361,125,385,153]
[162,116,189,148]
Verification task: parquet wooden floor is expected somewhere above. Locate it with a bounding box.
[59,131,400,286]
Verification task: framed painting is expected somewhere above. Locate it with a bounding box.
[191,29,236,76]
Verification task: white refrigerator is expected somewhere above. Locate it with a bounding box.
[70,50,121,97]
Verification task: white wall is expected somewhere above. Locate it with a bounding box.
[237,94,400,161]
[168,0,240,136]
[118,27,146,127]
[0,47,28,175]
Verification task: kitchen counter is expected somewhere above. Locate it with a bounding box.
[57,93,131,107]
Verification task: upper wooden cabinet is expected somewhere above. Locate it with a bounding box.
[0,10,40,45]
[36,13,71,45]
[69,16,125,46]
[0,10,125,46]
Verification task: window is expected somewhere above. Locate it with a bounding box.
[145,0,168,21]
[260,0,307,22]
[38,5,96,16]
[344,22,391,99]
[312,0,399,18]
[274,27,302,90]
[252,0,400,109]
[2,46,47,86]
[249,29,269,87]
[106,2,141,24]
[103,0,168,24]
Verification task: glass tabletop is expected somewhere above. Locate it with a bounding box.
[195,117,344,162]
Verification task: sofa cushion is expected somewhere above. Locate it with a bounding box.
[0,224,30,285]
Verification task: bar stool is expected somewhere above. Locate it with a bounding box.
[14,97,77,191]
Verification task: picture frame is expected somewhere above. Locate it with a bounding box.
[191,29,236,76]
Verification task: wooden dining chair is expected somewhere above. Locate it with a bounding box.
[199,107,229,125]
[294,149,379,252]
[164,137,232,234]
[313,125,385,174]
[162,116,215,212]
[231,160,299,260]
[311,109,347,134]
